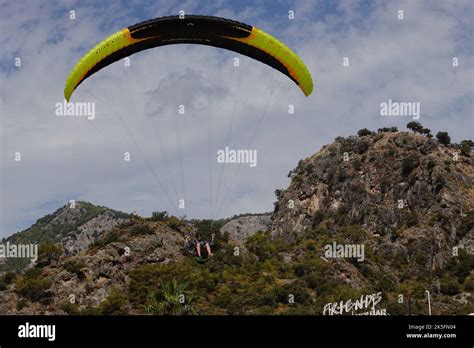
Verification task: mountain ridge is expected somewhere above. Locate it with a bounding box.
[0,129,472,315]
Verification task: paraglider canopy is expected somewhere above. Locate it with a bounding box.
[64,15,314,101]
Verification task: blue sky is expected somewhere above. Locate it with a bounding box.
[0,0,473,238]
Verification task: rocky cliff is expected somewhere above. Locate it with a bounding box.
[272,132,472,240]
[272,132,473,267]
[0,202,130,274]
[269,131,473,313]
[0,217,184,314]
[220,214,272,246]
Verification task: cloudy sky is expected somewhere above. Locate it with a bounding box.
[0,0,472,238]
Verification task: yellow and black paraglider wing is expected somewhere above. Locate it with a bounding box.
[64,15,314,101]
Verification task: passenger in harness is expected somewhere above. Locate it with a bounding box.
[184,232,215,260]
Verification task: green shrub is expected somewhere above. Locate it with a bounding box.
[151,211,168,221]
[2,271,16,285]
[293,254,328,278]
[402,153,420,177]
[0,271,16,290]
[460,140,472,156]
[192,219,223,236]
[312,210,327,228]
[440,276,460,296]
[454,251,474,283]
[434,176,446,193]
[426,160,436,170]
[90,231,121,249]
[60,302,79,315]
[378,127,398,133]
[23,267,42,278]
[305,240,317,252]
[385,300,407,315]
[356,142,369,154]
[457,211,474,238]
[36,243,62,267]
[145,280,198,315]
[392,251,408,268]
[128,264,165,305]
[335,203,350,226]
[166,216,181,231]
[16,298,27,311]
[274,280,312,305]
[338,225,367,243]
[463,275,474,291]
[63,260,86,280]
[305,163,315,173]
[293,176,303,187]
[436,131,451,145]
[213,284,233,309]
[99,288,127,315]
[246,232,276,262]
[337,169,348,182]
[353,159,362,171]
[275,190,283,202]
[357,128,373,137]
[130,225,154,236]
[406,212,418,227]
[376,273,397,292]
[414,251,428,266]
[16,277,52,302]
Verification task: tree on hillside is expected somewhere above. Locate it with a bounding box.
[436,131,451,145]
[406,121,423,134]
[357,128,373,137]
[378,127,398,133]
[460,140,473,156]
[421,127,431,137]
[151,211,168,221]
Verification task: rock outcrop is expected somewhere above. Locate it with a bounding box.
[0,218,184,314]
[62,212,128,254]
[220,214,272,245]
[0,202,130,273]
[271,131,473,288]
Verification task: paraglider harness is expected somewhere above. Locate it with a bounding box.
[184,233,215,263]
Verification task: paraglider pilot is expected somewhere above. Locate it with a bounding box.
[184,232,215,258]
